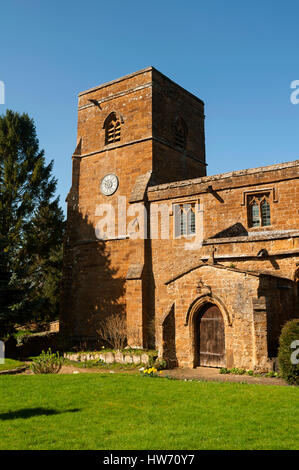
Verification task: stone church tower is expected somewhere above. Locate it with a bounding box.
[61,67,299,371]
[61,67,206,347]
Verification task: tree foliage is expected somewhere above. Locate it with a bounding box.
[0,110,64,338]
[278,319,299,385]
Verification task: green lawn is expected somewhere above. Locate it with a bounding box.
[0,374,298,450]
[0,358,25,372]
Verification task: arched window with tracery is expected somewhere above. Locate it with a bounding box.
[174,202,196,237]
[103,112,121,145]
[248,193,271,227]
[174,117,187,151]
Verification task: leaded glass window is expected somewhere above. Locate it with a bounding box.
[251,201,260,227]
[248,194,271,227]
[261,199,271,226]
[174,202,197,237]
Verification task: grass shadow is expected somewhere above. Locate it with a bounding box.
[0,407,80,420]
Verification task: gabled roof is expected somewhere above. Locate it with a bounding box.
[165,261,292,285]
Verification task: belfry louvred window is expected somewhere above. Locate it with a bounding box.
[174,118,187,151]
[104,112,121,145]
[248,194,271,227]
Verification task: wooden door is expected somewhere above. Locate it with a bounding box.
[196,304,225,367]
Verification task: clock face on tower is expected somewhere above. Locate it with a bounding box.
[100,173,119,196]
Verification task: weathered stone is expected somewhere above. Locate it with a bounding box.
[104,352,115,364]
[132,355,141,364]
[124,355,133,364]
[60,67,299,373]
[114,351,124,363]
[141,354,150,365]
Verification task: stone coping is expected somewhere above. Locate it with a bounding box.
[147,159,299,194]
[78,67,153,96]
[78,66,205,106]
[64,351,157,366]
[204,230,299,245]
[164,261,292,285]
[0,365,28,375]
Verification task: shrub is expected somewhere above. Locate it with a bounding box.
[148,355,155,367]
[264,371,278,378]
[14,330,34,345]
[220,368,255,376]
[97,314,144,350]
[30,348,62,374]
[154,359,168,370]
[230,367,246,375]
[219,367,230,374]
[97,313,127,350]
[278,319,299,385]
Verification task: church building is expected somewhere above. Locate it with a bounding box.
[61,67,299,371]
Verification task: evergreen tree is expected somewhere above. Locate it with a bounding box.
[0,110,64,338]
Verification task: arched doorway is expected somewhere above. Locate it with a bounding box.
[194,303,225,367]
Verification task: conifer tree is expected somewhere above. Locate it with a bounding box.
[0,110,64,338]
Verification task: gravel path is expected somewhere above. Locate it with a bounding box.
[19,363,288,386]
[159,367,287,386]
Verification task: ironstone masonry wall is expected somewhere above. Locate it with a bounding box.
[61,67,299,370]
[147,160,299,369]
[60,67,207,344]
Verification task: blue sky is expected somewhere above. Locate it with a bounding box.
[1,0,298,214]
